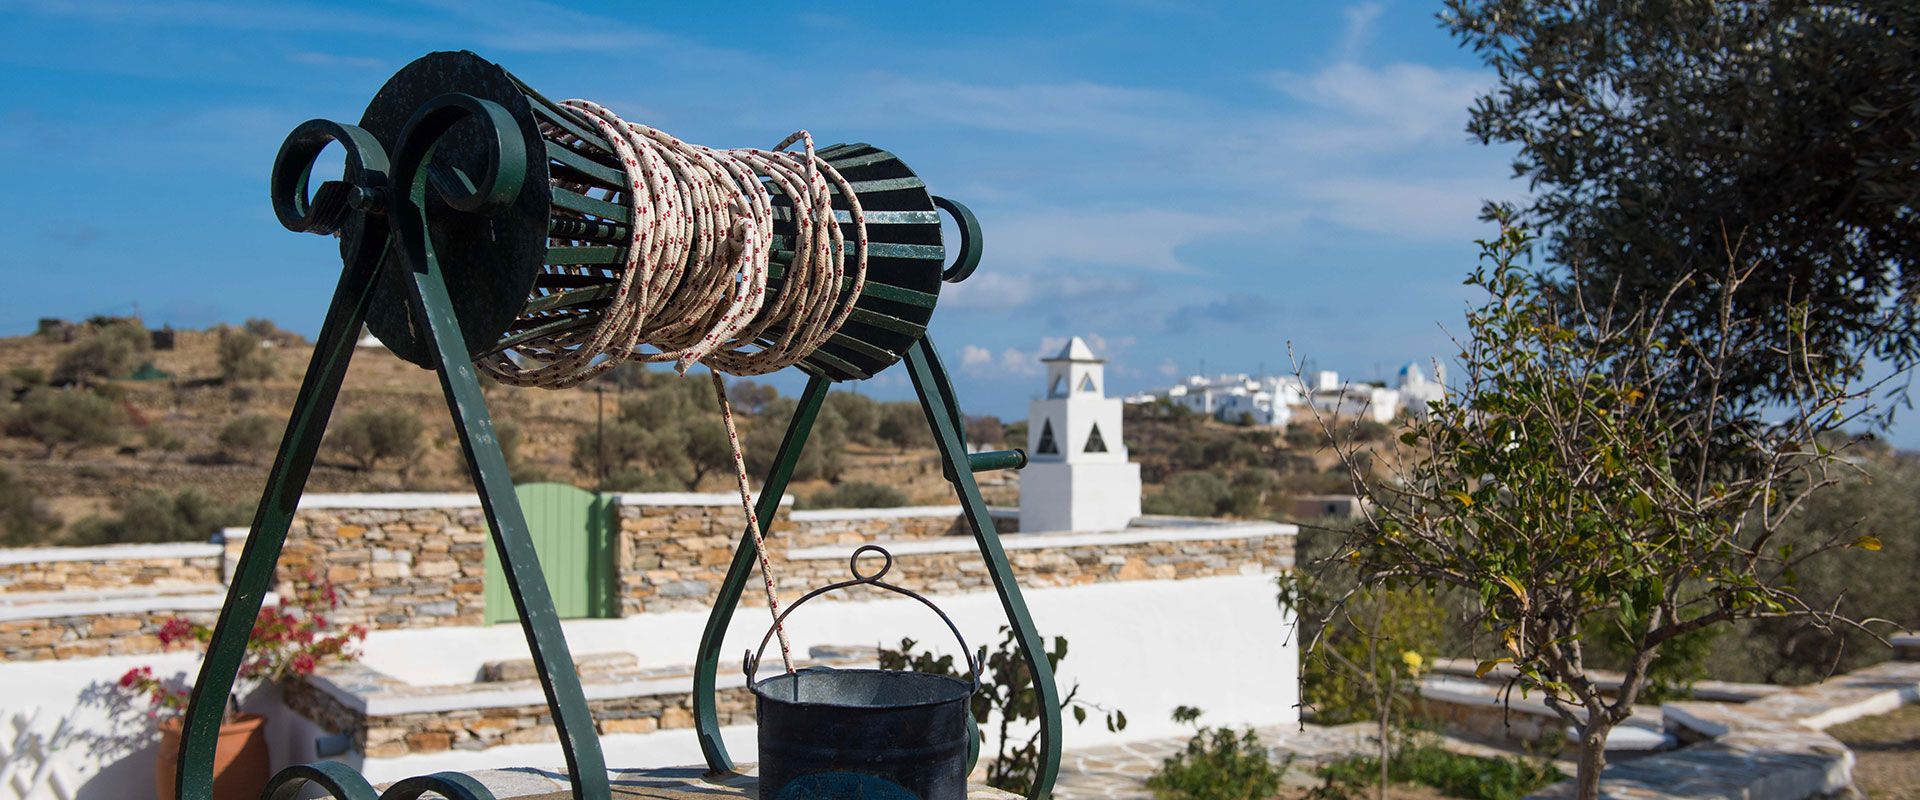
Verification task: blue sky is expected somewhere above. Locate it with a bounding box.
[0,0,1523,424]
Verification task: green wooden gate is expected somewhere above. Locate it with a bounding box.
[484,483,615,623]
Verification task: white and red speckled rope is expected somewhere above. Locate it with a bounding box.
[479,103,871,673]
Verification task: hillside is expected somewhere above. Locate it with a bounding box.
[0,320,1022,545]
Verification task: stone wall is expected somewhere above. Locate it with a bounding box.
[262,497,1284,628]
[275,501,492,630]
[281,667,757,757]
[0,606,220,662]
[0,542,231,661]
[616,504,1283,614]
[0,543,224,593]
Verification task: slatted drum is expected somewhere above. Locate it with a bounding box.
[349,50,944,382]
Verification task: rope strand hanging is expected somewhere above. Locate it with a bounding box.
[481,101,872,673]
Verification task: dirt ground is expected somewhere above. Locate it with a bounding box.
[1829,704,1920,800]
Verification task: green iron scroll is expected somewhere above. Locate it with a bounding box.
[186,50,1061,800]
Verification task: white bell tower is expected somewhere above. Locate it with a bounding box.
[1020,337,1141,532]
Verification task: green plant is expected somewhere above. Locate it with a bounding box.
[66,488,245,545]
[1146,706,1281,800]
[881,628,1124,796]
[52,319,149,384]
[1447,1,1920,404]
[1308,217,1891,800]
[1318,739,1563,800]
[143,425,187,452]
[804,481,909,509]
[217,414,277,461]
[875,401,932,451]
[8,387,127,456]
[330,407,425,474]
[0,468,60,547]
[216,328,275,383]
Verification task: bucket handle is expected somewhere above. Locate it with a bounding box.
[746,545,981,693]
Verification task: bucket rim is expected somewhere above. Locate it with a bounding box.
[749,668,976,711]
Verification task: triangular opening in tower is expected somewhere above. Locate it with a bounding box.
[1036,419,1059,455]
[1079,373,1097,393]
[1084,422,1108,453]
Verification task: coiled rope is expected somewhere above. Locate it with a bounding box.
[480,101,872,673]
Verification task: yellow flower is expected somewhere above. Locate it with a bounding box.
[1402,650,1425,674]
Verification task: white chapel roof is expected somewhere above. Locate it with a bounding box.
[1043,336,1102,362]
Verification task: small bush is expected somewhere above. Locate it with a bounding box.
[1147,707,1281,800]
[597,468,686,493]
[142,425,187,452]
[8,388,127,456]
[1351,420,1393,442]
[1318,741,1563,800]
[1144,472,1232,517]
[217,414,278,460]
[0,468,61,546]
[804,481,909,509]
[66,488,245,545]
[217,329,275,383]
[8,368,47,389]
[52,323,149,384]
[1283,426,1327,449]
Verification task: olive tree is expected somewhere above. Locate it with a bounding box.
[1445,1,1920,405]
[1302,221,1897,800]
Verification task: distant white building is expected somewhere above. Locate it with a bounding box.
[1125,360,1449,427]
[1021,337,1142,533]
[1395,361,1447,420]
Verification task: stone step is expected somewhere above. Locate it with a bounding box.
[481,651,639,683]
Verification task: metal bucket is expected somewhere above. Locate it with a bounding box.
[746,546,979,800]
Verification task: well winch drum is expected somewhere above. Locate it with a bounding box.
[283,50,954,382]
[746,546,980,800]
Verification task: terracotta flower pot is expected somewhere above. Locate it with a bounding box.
[154,713,270,800]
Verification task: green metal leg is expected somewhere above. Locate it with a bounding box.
[175,235,388,800]
[693,374,832,773]
[405,255,610,800]
[905,337,1062,800]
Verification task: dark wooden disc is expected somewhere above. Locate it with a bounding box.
[346,50,551,368]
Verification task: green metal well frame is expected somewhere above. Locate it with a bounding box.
[178,51,1060,800]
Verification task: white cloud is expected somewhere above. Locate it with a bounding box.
[1001,348,1043,376]
[957,344,1045,379]
[961,344,994,367]
[1266,62,1492,153]
[1337,2,1385,61]
[1301,175,1522,240]
[1159,358,1181,377]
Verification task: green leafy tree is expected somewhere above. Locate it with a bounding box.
[329,408,426,475]
[1308,220,1894,800]
[9,388,127,456]
[965,414,1004,448]
[824,392,880,445]
[683,418,735,490]
[874,401,931,451]
[1445,1,1920,403]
